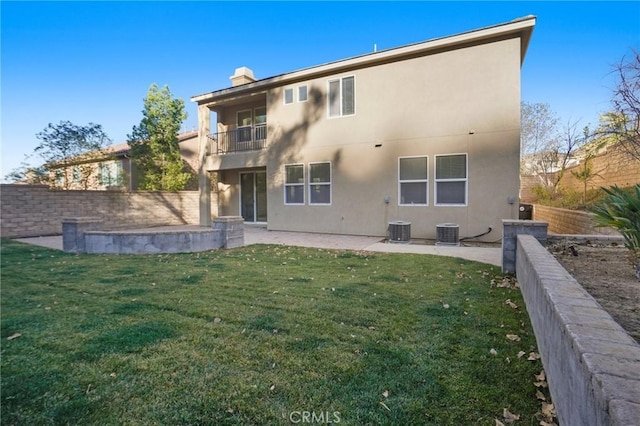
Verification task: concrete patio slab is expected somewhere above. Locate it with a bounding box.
[12,224,502,266]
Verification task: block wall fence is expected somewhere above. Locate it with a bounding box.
[0,184,218,238]
[532,204,619,236]
[520,144,640,202]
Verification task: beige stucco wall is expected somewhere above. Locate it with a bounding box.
[206,37,523,240]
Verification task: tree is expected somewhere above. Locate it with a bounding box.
[571,126,607,205]
[604,50,640,160]
[521,102,560,161]
[5,121,111,189]
[521,102,583,195]
[128,84,191,190]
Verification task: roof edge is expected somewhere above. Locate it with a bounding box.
[191,16,536,104]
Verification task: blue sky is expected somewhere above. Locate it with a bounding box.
[1,1,639,179]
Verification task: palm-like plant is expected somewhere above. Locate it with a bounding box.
[592,184,640,280]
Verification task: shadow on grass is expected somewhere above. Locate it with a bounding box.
[74,321,176,361]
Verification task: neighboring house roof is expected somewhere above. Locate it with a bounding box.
[191,16,536,106]
[104,130,199,156]
[48,130,199,168]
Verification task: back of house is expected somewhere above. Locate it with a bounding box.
[192,16,536,240]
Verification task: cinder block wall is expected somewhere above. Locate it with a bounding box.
[520,144,640,202]
[516,234,640,426]
[533,204,619,235]
[0,185,218,238]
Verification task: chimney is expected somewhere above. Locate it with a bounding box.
[230,67,256,87]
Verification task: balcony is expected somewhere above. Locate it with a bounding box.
[207,124,267,155]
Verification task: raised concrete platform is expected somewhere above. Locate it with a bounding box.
[15,225,501,265]
[84,226,219,254]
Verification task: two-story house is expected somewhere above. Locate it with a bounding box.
[192,16,536,241]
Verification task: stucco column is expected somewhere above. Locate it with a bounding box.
[198,104,212,227]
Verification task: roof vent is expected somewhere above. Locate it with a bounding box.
[388,221,411,244]
[436,223,459,246]
[230,67,256,87]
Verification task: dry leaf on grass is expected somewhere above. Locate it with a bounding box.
[505,299,518,309]
[517,351,526,358]
[490,348,498,356]
[535,370,546,381]
[379,401,391,412]
[541,402,555,417]
[506,334,521,342]
[495,420,505,426]
[6,333,22,340]
[536,389,546,400]
[382,390,389,398]
[528,352,541,361]
[503,408,520,424]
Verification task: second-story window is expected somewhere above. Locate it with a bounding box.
[237,110,253,142]
[328,76,355,118]
[284,88,294,104]
[298,85,308,102]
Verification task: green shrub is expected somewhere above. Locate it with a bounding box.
[592,184,640,280]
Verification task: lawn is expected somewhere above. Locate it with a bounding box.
[1,239,546,425]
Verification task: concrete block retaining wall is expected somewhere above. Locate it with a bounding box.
[0,184,218,238]
[515,234,640,426]
[84,228,221,254]
[533,204,619,236]
[61,217,244,254]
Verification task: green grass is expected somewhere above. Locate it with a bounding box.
[1,239,545,425]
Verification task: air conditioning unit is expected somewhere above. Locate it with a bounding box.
[388,221,411,244]
[436,223,459,246]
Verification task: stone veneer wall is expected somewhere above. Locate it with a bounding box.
[533,204,619,235]
[515,234,640,426]
[0,184,218,238]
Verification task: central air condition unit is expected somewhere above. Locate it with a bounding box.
[436,223,459,246]
[388,221,411,244]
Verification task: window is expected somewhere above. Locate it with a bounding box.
[399,156,428,205]
[298,85,308,102]
[284,88,294,104]
[72,166,82,183]
[435,154,467,205]
[237,110,252,142]
[100,161,122,186]
[309,162,331,205]
[254,107,267,125]
[328,76,355,117]
[284,164,305,205]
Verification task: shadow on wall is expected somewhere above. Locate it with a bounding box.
[247,87,327,176]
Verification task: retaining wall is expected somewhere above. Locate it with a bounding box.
[533,204,619,236]
[515,234,640,426]
[0,184,218,238]
[520,143,640,202]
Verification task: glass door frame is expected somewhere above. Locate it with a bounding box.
[239,170,267,224]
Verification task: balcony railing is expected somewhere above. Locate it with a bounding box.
[207,124,267,155]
